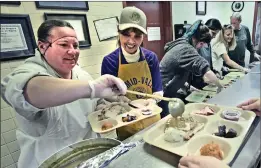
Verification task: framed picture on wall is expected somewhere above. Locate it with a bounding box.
[174,24,186,39]
[0,14,37,60]
[0,1,21,5]
[44,13,92,48]
[36,1,89,11]
[196,1,207,15]
[93,16,119,41]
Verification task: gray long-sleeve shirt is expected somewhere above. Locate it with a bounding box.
[228,25,255,67]
[160,38,210,97]
[1,50,98,168]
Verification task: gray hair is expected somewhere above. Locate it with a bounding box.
[231,12,242,22]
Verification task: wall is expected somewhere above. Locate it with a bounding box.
[0,2,123,168]
[172,1,255,39]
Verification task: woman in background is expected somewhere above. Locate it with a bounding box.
[101,7,163,140]
[211,24,249,77]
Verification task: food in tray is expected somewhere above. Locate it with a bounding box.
[206,95,212,99]
[164,117,205,142]
[96,102,132,121]
[183,123,205,140]
[141,108,152,115]
[122,114,137,122]
[129,99,154,115]
[101,122,114,131]
[226,128,237,138]
[98,109,109,121]
[129,99,150,109]
[204,92,216,100]
[164,127,184,143]
[192,106,215,116]
[214,125,226,137]
[200,142,224,160]
[214,125,237,138]
[222,110,241,121]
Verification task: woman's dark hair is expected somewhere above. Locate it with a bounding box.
[205,18,222,31]
[117,27,143,46]
[193,24,212,44]
[37,20,74,42]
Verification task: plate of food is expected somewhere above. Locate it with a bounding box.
[88,99,162,133]
[143,103,256,164]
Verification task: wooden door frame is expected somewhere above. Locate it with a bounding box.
[252,1,259,45]
[122,1,173,48]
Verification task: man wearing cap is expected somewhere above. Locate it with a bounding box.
[101,6,163,140]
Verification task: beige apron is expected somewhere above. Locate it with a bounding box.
[117,49,161,140]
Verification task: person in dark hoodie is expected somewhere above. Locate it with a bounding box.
[191,18,222,89]
[159,20,222,117]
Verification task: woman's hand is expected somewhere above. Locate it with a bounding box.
[89,74,127,99]
[242,67,250,74]
[178,156,230,168]
[237,98,261,115]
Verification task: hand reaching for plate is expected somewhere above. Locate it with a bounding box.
[178,156,230,168]
[237,98,261,116]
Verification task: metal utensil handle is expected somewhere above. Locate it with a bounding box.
[126,90,171,101]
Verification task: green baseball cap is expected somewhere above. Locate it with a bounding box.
[119,6,147,34]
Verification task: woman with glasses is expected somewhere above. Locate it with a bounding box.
[0,20,127,168]
[101,7,163,140]
[211,24,250,77]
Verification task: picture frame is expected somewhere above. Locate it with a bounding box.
[44,13,92,48]
[35,1,89,11]
[196,1,207,15]
[231,1,244,12]
[0,14,37,60]
[174,24,186,39]
[0,1,21,5]
[93,16,119,41]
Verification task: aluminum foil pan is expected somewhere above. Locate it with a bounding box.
[39,138,121,168]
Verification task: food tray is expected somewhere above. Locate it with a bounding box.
[223,75,238,81]
[202,84,219,92]
[225,72,245,78]
[185,91,216,103]
[219,78,234,85]
[143,103,256,164]
[228,69,241,72]
[88,99,162,134]
[202,78,236,92]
